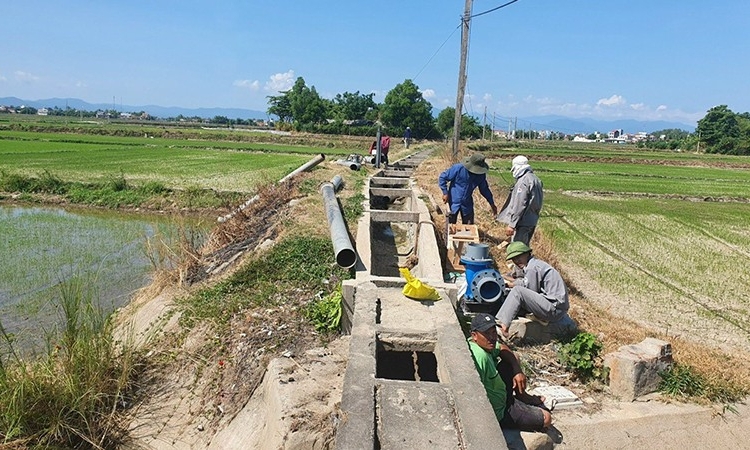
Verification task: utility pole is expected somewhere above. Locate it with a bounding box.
[491,112,496,141]
[451,0,472,161]
[482,106,487,140]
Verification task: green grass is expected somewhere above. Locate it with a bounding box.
[176,235,350,333]
[0,127,367,193]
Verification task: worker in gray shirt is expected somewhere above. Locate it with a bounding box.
[496,155,543,245]
[496,241,569,337]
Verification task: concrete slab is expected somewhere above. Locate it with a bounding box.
[529,385,583,410]
[553,399,750,449]
[378,287,442,334]
[376,383,461,449]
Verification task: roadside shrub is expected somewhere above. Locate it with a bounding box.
[138,180,169,195]
[34,170,67,194]
[557,331,607,381]
[659,364,704,398]
[106,171,128,192]
[659,364,747,403]
[0,171,32,192]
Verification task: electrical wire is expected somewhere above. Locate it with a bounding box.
[412,24,461,82]
[472,0,520,19]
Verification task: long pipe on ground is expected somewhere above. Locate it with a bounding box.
[321,175,357,269]
[279,153,326,183]
[218,153,326,222]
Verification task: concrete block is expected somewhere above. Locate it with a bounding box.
[529,385,583,410]
[604,338,673,401]
[341,280,357,334]
[503,429,554,450]
[508,314,578,344]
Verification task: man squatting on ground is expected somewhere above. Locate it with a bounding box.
[496,155,543,246]
[496,241,570,338]
[468,313,552,431]
[439,152,497,224]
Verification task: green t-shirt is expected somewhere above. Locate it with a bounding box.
[468,338,507,422]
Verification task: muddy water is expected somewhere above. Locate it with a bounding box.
[0,205,207,348]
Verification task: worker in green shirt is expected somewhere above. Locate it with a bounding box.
[468,313,552,431]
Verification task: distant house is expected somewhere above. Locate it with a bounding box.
[37,107,49,116]
[608,129,624,139]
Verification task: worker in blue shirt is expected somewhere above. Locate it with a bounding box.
[439,152,497,224]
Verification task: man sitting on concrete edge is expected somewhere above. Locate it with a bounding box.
[468,313,552,432]
[496,241,570,338]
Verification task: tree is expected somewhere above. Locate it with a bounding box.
[266,77,329,127]
[332,91,376,121]
[289,77,329,126]
[380,79,434,139]
[435,107,483,139]
[267,93,293,123]
[696,105,740,153]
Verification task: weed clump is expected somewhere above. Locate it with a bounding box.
[0,277,142,449]
[659,363,748,404]
[557,331,608,382]
[305,288,343,333]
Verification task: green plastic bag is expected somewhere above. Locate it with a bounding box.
[399,267,441,301]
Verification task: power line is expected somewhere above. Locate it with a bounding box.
[412,24,461,82]
[471,0,520,19]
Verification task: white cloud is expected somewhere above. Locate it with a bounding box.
[421,88,435,99]
[656,105,667,111]
[14,71,40,82]
[630,103,646,111]
[596,94,626,107]
[264,70,295,93]
[75,81,87,88]
[0,75,6,82]
[234,79,260,91]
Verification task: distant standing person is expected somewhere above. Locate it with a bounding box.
[496,155,543,245]
[439,152,497,224]
[369,135,391,165]
[403,127,412,148]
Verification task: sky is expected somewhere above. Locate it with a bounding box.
[2,1,749,128]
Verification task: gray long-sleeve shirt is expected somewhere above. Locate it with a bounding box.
[520,256,569,308]
[496,169,543,228]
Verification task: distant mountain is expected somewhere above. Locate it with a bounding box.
[0,97,269,120]
[2,98,696,133]
[518,115,695,134]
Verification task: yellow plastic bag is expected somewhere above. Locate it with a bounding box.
[399,267,441,301]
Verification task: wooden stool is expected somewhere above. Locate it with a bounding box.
[446,224,479,271]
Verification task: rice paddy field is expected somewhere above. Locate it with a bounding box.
[3,118,749,355]
[0,126,363,192]
[0,119,368,349]
[486,143,750,353]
